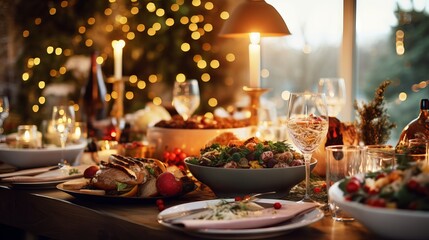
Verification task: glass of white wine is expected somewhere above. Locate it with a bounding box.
[317,78,346,117]
[52,105,75,165]
[172,79,200,120]
[286,92,329,203]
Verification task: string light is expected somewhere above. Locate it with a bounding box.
[21,0,228,118]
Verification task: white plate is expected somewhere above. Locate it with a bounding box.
[158,199,324,239]
[0,142,86,168]
[329,181,429,240]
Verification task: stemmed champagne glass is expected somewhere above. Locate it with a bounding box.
[172,79,200,120]
[0,95,9,140]
[318,78,346,117]
[286,92,329,203]
[52,105,75,165]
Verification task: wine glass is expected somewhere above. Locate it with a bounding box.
[0,95,9,141]
[286,92,329,203]
[172,79,200,120]
[52,105,75,165]
[317,78,346,117]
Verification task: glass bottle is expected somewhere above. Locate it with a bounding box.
[396,99,429,152]
[81,51,108,138]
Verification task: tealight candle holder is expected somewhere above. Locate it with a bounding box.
[243,86,270,126]
[16,125,39,149]
[97,140,118,163]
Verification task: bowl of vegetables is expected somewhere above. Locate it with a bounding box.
[329,163,429,240]
[185,137,317,198]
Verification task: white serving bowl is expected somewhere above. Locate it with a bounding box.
[146,126,253,158]
[185,158,317,198]
[0,142,86,169]
[329,181,429,240]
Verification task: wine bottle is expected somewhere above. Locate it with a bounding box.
[82,51,108,138]
[396,99,429,151]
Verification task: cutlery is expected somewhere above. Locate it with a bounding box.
[0,165,60,179]
[158,191,276,223]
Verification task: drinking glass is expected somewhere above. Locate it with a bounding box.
[172,79,200,120]
[52,105,75,165]
[317,78,346,117]
[0,95,10,138]
[286,92,329,203]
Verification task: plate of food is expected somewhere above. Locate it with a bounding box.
[329,162,429,240]
[157,198,324,239]
[57,154,196,202]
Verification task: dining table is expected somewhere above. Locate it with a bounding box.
[0,175,384,240]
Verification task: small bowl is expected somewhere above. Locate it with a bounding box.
[0,142,86,169]
[329,181,429,240]
[185,158,317,198]
[147,126,252,158]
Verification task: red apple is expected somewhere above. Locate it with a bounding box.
[156,172,183,197]
[83,166,100,179]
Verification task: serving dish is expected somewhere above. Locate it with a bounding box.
[0,142,86,169]
[158,198,324,239]
[185,158,317,198]
[147,126,252,158]
[0,142,86,168]
[329,181,429,240]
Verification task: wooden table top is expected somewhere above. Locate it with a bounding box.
[0,183,383,240]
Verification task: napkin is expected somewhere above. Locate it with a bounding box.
[173,201,317,230]
[0,165,88,183]
[0,165,59,178]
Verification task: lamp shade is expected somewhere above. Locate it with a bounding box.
[219,0,290,37]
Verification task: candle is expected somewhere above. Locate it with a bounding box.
[112,40,125,81]
[17,125,38,148]
[249,32,261,88]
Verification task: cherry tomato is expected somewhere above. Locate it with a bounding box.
[158,204,165,211]
[169,153,177,161]
[273,202,282,209]
[173,147,182,155]
[179,152,187,161]
[346,179,360,193]
[313,187,321,194]
[163,152,170,161]
[234,196,242,201]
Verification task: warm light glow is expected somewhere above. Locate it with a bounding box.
[88,17,95,25]
[250,32,261,44]
[49,8,56,15]
[176,73,186,82]
[166,18,175,26]
[38,81,45,89]
[181,43,190,52]
[180,17,189,25]
[203,23,213,32]
[22,72,29,81]
[125,91,134,100]
[153,97,162,105]
[104,8,112,16]
[220,11,229,20]
[32,105,39,112]
[210,60,220,69]
[55,48,62,55]
[111,91,118,99]
[47,46,54,54]
[189,23,198,31]
[204,112,214,118]
[226,53,235,62]
[156,8,165,17]
[171,3,180,11]
[85,39,93,47]
[131,7,139,15]
[197,60,207,69]
[23,30,30,37]
[147,28,156,36]
[38,96,45,104]
[193,54,202,62]
[137,81,146,89]
[35,18,42,25]
[122,25,130,32]
[281,91,291,101]
[127,32,135,40]
[153,22,161,31]
[34,58,40,65]
[192,0,201,7]
[191,32,201,40]
[78,26,86,34]
[208,98,218,107]
[205,2,214,10]
[399,92,407,101]
[146,2,156,12]
[201,73,210,82]
[148,74,158,83]
[261,68,270,78]
[202,43,211,51]
[129,75,138,83]
[137,24,145,32]
[96,56,104,64]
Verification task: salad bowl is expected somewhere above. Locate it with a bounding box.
[329,180,429,240]
[185,158,317,198]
